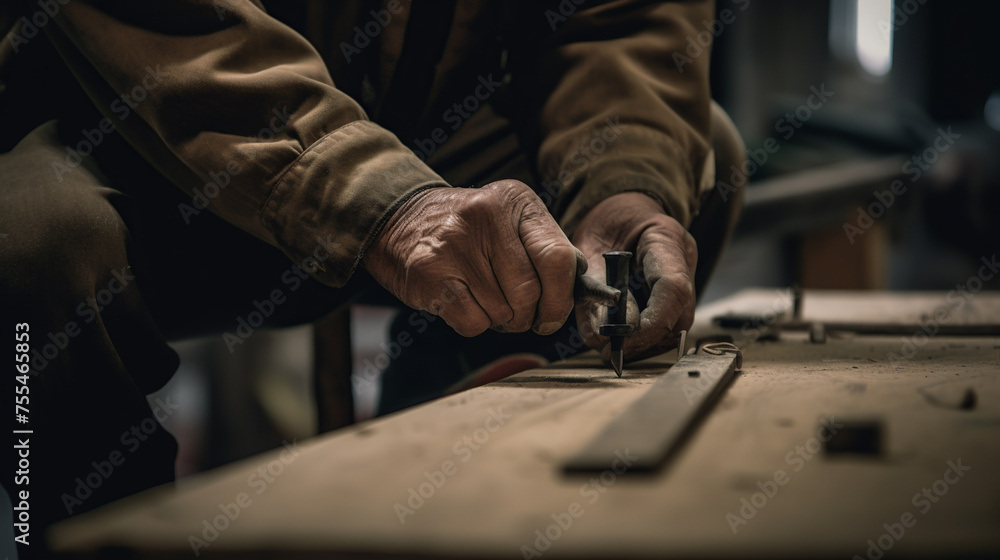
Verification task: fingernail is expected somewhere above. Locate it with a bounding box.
[537,321,563,335]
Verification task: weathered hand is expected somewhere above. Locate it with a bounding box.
[363,180,580,337]
[574,192,698,363]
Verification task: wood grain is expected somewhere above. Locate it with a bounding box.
[49,291,1000,559]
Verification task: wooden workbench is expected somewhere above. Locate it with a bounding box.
[49,290,1000,558]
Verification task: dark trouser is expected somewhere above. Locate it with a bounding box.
[0,102,742,531]
[0,121,367,531]
[377,102,746,413]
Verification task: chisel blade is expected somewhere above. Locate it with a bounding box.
[610,345,624,377]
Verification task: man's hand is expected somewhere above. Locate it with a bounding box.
[363,180,580,337]
[574,192,698,363]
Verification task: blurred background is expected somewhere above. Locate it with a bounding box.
[6,0,995,478]
[704,0,1000,298]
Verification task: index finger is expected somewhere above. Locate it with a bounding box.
[517,206,579,335]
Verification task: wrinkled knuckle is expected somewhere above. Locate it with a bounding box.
[686,234,699,264]
[463,190,496,218]
[657,272,694,307]
[496,179,532,195]
[671,276,696,303]
[501,180,546,211]
[684,229,697,249]
[450,287,475,308]
[407,257,433,278]
[546,243,578,272]
[483,179,524,202]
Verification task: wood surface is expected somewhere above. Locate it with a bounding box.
[48,290,1000,559]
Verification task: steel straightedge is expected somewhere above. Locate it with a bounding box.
[563,350,741,473]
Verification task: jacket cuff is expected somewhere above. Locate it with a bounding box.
[261,120,450,287]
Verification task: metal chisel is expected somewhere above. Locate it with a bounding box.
[598,251,634,376]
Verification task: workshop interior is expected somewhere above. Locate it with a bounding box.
[3,0,999,558]
[140,0,1000,483]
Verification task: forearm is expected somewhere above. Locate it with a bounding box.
[42,0,448,287]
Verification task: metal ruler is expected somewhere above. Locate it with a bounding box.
[563,348,741,473]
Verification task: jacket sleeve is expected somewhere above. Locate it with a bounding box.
[42,0,449,287]
[507,0,717,235]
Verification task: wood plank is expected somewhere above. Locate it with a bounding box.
[48,291,1000,559]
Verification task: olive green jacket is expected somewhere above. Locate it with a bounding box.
[2,0,714,287]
